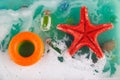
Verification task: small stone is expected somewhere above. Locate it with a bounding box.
[95,70,99,73]
[102,40,115,52]
[46,38,52,44]
[58,56,64,62]
[47,49,50,53]
[92,58,98,63]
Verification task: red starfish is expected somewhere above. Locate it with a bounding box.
[57,6,113,58]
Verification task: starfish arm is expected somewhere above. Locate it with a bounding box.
[79,6,86,24]
[79,6,91,32]
[80,6,89,23]
[87,36,104,58]
[69,44,83,56]
[69,37,89,56]
[94,23,113,35]
[68,36,83,56]
[69,41,83,56]
[57,24,78,35]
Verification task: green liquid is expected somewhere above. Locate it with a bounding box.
[18,41,35,57]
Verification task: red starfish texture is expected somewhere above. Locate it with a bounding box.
[57,6,113,58]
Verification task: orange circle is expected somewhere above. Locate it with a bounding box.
[8,32,44,66]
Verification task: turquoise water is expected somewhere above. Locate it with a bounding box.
[0,0,36,10]
[0,0,120,77]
